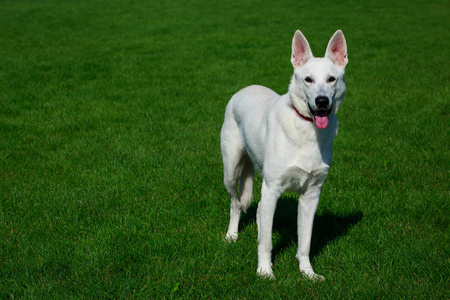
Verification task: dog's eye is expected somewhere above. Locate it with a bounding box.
[305,77,313,83]
[327,76,336,83]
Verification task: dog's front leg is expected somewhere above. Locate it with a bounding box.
[256,180,281,279]
[296,187,325,281]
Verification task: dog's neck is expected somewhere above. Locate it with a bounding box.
[288,89,314,121]
[292,105,314,123]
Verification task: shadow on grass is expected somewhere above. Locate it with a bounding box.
[239,195,363,261]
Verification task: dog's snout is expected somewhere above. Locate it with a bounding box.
[315,96,329,108]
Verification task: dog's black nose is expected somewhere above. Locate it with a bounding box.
[315,96,329,108]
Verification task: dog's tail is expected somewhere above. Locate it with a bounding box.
[239,160,254,213]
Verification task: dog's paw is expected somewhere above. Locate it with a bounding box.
[257,266,275,280]
[301,270,325,282]
[225,232,238,242]
[298,258,325,281]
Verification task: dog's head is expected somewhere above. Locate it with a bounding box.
[290,30,348,129]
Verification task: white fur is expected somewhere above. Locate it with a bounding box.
[221,30,348,280]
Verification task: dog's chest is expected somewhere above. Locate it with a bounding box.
[260,121,330,190]
[262,118,334,192]
[282,148,330,192]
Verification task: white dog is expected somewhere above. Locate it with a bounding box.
[220,30,348,280]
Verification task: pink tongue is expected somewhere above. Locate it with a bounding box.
[315,116,329,129]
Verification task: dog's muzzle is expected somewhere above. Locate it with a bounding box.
[308,96,333,129]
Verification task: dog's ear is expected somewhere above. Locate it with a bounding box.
[325,30,348,67]
[291,30,312,68]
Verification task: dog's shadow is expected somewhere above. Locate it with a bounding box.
[240,196,363,260]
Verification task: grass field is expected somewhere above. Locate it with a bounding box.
[0,0,449,298]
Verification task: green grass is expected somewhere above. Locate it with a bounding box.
[0,0,448,298]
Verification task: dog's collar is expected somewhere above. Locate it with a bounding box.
[292,105,314,123]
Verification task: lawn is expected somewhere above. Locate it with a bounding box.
[0,0,448,298]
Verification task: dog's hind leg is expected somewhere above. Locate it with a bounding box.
[223,153,254,242]
[224,161,241,242]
